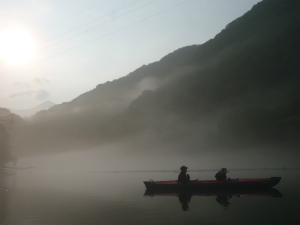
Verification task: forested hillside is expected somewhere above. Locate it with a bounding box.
[0,108,20,170]
[11,0,299,156]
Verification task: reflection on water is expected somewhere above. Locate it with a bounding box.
[144,188,283,211]
[0,168,299,224]
[0,178,8,225]
[216,195,231,208]
[0,174,15,225]
[178,192,192,211]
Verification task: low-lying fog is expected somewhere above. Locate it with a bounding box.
[17,141,298,174]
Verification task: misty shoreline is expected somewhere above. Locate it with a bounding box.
[90,167,299,173]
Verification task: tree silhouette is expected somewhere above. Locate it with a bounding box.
[0,124,11,171]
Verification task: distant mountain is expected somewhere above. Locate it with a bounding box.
[12,0,299,155]
[10,101,55,117]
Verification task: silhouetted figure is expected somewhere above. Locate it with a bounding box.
[216,195,232,208]
[178,166,190,184]
[178,192,192,211]
[215,168,228,180]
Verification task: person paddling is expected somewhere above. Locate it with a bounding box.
[215,168,229,180]
[178,166,191,184]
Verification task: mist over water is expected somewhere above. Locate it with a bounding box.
[1,155,299,225]
[2,113,300,225]
[16,142,299,173]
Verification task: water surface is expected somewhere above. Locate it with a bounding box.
[1,168,299,225]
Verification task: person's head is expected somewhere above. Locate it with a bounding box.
[220,168,228,173]
[180,166,188,172]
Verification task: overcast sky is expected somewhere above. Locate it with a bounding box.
[0,0,260,110]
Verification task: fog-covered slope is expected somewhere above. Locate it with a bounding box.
[12,0,299,157]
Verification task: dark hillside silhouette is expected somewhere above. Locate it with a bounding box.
[11,0,299,155]
[97,0,299,148]
[0,108,20,170]
[0,124,10,170]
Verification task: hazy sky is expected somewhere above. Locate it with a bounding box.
[0,0,260,110]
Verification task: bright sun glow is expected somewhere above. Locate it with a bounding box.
[0,28,35,65]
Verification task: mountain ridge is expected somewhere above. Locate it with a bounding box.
[10,101,55,118]
[11,0,299,156]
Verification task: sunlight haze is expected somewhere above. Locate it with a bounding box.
[0,28,35,65]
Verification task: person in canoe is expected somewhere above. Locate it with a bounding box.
[215,168,229,180]
[178,166,191,183]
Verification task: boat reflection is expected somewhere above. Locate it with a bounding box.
[178,192,192,211]
[216,195,232,208]
[144,188,282,211]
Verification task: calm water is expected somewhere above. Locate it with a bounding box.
[1,168,299,225]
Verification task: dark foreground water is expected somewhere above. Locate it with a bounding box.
[1,168,299,225]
